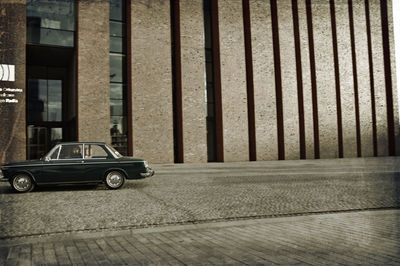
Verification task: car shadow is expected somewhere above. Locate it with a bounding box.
[0,181,149,194]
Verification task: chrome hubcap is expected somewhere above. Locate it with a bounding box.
[13,175,31,191]
[107,172,122,188]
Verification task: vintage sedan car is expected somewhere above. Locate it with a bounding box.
[0,142,154,192]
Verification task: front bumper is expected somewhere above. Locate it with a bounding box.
[140,167,155,178]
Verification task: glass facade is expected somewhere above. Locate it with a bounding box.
[110,0,128,155]
[27,0,75,47]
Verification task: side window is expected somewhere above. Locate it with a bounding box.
[59,144,83,159]
[84,144,108,159]
[50,146,60,160]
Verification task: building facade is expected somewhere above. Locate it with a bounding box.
[0,0,399,164]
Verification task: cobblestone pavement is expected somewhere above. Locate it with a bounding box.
[1,209,400,265]
[0,157,400,239]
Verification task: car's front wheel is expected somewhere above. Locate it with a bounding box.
[105,171,125,189]
[11,174,35,193]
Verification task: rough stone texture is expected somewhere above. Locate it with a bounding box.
[0,157,399,239]
[77,0,110,144]
[297,0,315,159]
[219,0,249,162]
[335,0,358,158]
[369,0,389,156]
[312,1,338,158]
[0,1,26,164]
[388,0,400,156]
[353,0,373,157]
[251,0,278,161]
[180,1,207,163]
[131,0,174,164]
[278,0,300,160]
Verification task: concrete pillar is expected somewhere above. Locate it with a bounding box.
[312,1,338,158]
[219,0,249,162]
[352,0,373,157]
[297,0,315,159]
[180,0,207,163]
[335,0,358,158]
[0,0,26,164]
[77,0,110,143]
[277,0,300,160]
[251,0,278,161]
[388,0,400,155]
[131,0,174,163]
[369,0,388,156]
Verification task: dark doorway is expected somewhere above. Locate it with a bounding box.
[26,45,76,159]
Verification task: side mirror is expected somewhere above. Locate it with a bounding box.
[44,157,51,162]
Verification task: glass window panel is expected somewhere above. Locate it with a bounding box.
[27,126,47,159]
[32,28,74,47]
[27,0,75,31]
[110,116,127,135]
[47,80,62,121]
[110,54,125,83]
[50,146,60,160]
[110,36,125,53]
[50,128,62,146]
[110,0,125,21]
[59,144,83,159]
[110,84,124,100]
[110,100,124,116]
[110,21,125,37]
[206,62,213,83]
[84,144,108,158]
[27,79,47,122]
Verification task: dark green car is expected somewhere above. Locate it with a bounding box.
[0,142,154,192]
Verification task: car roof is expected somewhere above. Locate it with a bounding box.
[56,142,107,145]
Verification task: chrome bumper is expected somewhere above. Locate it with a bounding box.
[140,167,155,178]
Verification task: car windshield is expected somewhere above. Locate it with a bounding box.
[42,145,60,160]
[106,144,123,158]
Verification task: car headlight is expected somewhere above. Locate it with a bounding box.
[143,161,149,168]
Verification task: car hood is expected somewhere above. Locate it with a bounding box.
[1,160,43,168]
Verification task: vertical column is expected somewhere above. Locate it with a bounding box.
[218,0,249,162]
[0,0,26,164]
[335,0,358,158]
[77,0,110,143]
[312,1,338,158]
[131,1,174,163]
[180,0,208,163]
[297,0,315,159]
[387,0,400,155]
[369,0,388,156]
[278,0,300,160]
[352,0,373,157]
[251,0,278,161]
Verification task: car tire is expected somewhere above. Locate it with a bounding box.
[105,171,125,189]
[11,173,35,193]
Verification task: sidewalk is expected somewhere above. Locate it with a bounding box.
[1,209,400,265]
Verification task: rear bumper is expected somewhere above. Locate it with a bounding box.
[140,167,155,178]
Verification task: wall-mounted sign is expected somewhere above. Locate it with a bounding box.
[0,64,15,82]
[0,87,23,104]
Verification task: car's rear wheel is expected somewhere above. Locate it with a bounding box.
[105,171,125,189]
[11,174,35,193]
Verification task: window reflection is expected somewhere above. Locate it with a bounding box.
[27,0,75,47]
[110,0,128,156]
[110,54,125,83]
[27,79,62,122]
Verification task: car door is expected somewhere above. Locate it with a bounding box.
[39,144,86,184]
[83,144,115,181]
